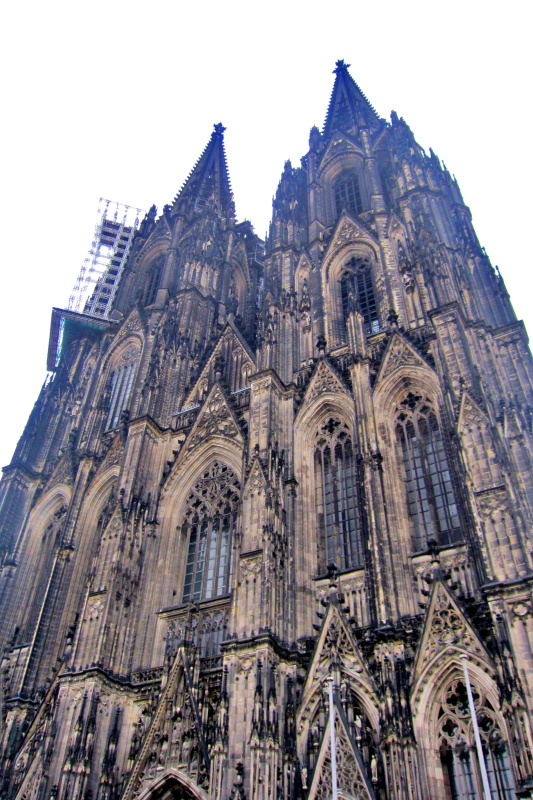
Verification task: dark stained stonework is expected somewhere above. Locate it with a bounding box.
[1,64,533,800]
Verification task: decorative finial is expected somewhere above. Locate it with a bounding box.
[334,59,350,74]
[213,123,226,136]
[387,308,399,327]
[327,562,339,603]
[327,562,338,584]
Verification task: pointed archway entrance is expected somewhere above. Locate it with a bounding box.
[138,771,209,800]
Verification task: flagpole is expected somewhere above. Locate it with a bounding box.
[460,655,492,800]
[327,677,338,800]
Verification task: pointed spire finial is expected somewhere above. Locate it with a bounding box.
[334,59,351,73]
[327,562,339,604]
[213,122,226,136]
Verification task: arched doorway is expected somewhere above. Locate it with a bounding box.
[139,772,208,800]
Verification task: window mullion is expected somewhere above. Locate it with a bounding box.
[337,443,350,568]
[112,367,128,429]
[181,464,240,603]
[106,368,121,429]
[323,447,332,566]
[415,418,441,541]
[346,442,359,566]
[331,443,342,569]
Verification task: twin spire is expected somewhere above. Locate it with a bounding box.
[323,59,380,138]
[171,122,235,221]
[171,62,378,220]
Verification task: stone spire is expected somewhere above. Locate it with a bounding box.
[171,122,235,221]
[323,60,380,138]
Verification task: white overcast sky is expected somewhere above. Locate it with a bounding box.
[0,1,531,471]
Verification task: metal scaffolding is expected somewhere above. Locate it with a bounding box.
[68,198,145,318]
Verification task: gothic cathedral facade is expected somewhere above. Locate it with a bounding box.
[1,61,533,800]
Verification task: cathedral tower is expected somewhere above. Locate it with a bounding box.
[1,61,533,800]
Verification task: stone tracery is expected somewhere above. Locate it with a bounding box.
[180,463,240,603]
[437,678,515,799]
[395,394,461,551]
[314,417,362,572]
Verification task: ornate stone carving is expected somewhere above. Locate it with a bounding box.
[185,385,240,452]
[476,486,508,519]
[98,436,124,470]
[252,378,271,396]
[309,704,373,800]
[458,393,487,432]
[4,62,533,800]
[306,359,346,405]
[414,581,487,681]
[183,324,255,408]
[240,553,262,579]
[44,455,73,489]
[332,219,366,250]
[85,594,105,621]
[238,657,254,674]
[510,600,532,620]
[305,606,370,695]
[124,313,143,333]
[122,649,210,798]
[378,335,424,382]
[243,460,267,498]
[187,462,240,509]
[319,134,360,171]
[102,511,123,541]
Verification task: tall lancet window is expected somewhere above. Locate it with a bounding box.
[340,257,380,339]
[438,679,515,799]
[105,357,137,430]
[314,418,362,572]
[395,393,461,551]
[334,170,363,217]
[144,258,163,306]
[181,462,240,603]
[21,505,67,644]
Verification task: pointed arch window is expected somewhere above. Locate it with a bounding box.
[314,419,363,572]
[181,462,240,603]
[396,394,460,551]
[20,505,67,644]
[334,171,363,217]
[438,679,515,799]
[340,257,380,337]
[144,259,163,306]
[105,358,137,430]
